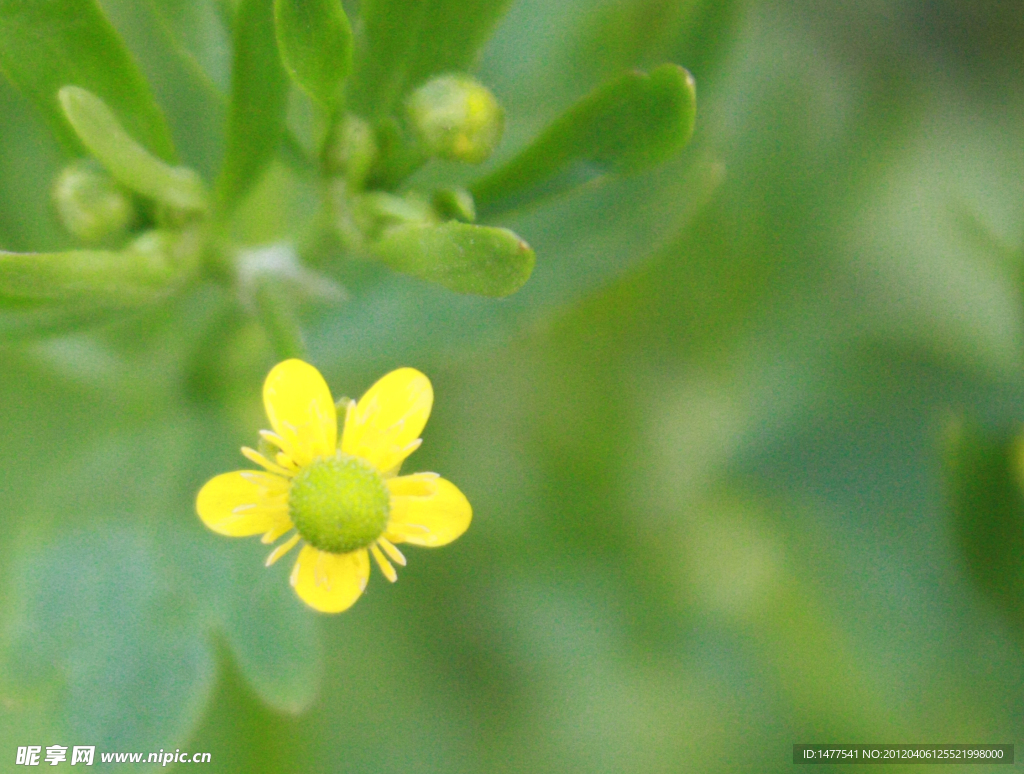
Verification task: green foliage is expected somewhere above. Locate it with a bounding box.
[946,421,1024,632]
[349,0,513,116]
[0,0,705,346]
[7,2,1023,772]
[59,86,207,212]
[274,0,352,108]
[308,157,721,365]
[0,425,320,755]
[0,230,199,340]
[372,221,534,297]
[149,0,232,94]
[473,64,697,216]
[216,0,290,214]
[0,0,176,160]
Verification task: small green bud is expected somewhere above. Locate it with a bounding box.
[406,74,504,164]
[324,114,378,189]
[432,187,476,222]
[288,452,390,553]
[52,161,135,242]
[353,191,436,241]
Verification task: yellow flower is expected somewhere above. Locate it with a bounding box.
[196,359,472,613]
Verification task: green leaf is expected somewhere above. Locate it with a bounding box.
[0,78,73,253]
[371,221,534,297]
[216,0,291,214]
[59,86,208,212]
[0,232,193,304]
[572,0,743,89]
[0,0,176,161]
[3,529,218,753]
[0,230,199,340]
[274,0,352,107]
[98,0,229,181]
[216,548,323,714]
[0,422,321,754]
[253,276,307,359]
[472,64,697,217]
[308,155,722,365]
[945,421,1024,629]
[349,0,514,117]
[148,0,233,94]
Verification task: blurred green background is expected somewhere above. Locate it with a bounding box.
[2,0,1024,771]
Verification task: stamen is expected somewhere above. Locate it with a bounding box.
[261,520,294,544]
[259,429,286,450]
[371,543,398,582]
[265,533,301,566]
[377,536,407,566]
[242,446,294,477]
[354,396,376,427]
[381,439,424,477]
[281,421,304,463]
[379,417,407,438]
[399,438,422,456]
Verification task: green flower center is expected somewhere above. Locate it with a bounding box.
[288,452,390,554]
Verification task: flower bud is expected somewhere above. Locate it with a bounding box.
[324,114,378,189]
[406,74,504,164]
[353,191,436,241]
[52,161,135,242]
[432,187,476,222]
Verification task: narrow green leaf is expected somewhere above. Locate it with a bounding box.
[371,221,534,297]
[0,235,187,307]
[0,0,176,160]
[946,421,1024,627]
[98,0,228,181]
[472,64,697,217]
[253,276,307,359]
[0,229,199,339]
[0,303,115,340]
[4,528,217,755]
[307,155,723,364]
[59,87,208,212]
[216,0,290,214]
[349,0,513,116]
[274,0,352,107]
[148,0,233,94]
[0,423,321,750]
[219,549,322,713]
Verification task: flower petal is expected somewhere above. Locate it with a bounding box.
[341,368,432,473]
[290,545,369,613]
[196,471,291,537]
[263,359,337,467]
[385,474,472,547]
[265,532,301,566]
